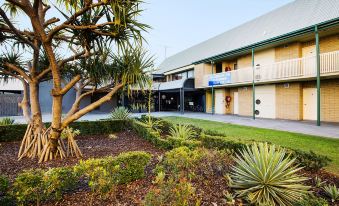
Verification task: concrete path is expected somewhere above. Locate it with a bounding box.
[147,112,339,139]
[5,112,339,139]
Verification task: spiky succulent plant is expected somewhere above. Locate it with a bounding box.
[230,142,310,206]
[168,124,197,140]
[110,107,131,120]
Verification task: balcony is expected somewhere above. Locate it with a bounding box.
[203,50,339,87]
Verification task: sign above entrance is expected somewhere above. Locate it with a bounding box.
[208,72,231,86]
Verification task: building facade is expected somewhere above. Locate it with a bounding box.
[154,0,339,123]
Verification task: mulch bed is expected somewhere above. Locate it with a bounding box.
[1,130,339,205]
[0,130,164,179]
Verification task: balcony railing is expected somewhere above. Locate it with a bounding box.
[203,50,339,87]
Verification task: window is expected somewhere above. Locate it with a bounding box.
[234,63,238,70]
[173,73,182,80]
[216,63,222,73]
[187,70,194,78]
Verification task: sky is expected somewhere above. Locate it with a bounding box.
[140,0,294,66]
[1,0,294,67]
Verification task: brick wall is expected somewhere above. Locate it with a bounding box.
[301,79,339,122]
[275,42,302,61]
[276,83,303,120]
[238,86,253,116]
[319,79,339,122]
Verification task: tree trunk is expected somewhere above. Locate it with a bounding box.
[29,81,44,132]
[18,81,47,160]
[19,79,31,123]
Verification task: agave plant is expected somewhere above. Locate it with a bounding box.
[168,124,197,140]
[139,116,164,134]
[110,107,131,120]
[314,176,326,188]
[230,142,310,206]
[0,117,15,126]
[323,184,339,202]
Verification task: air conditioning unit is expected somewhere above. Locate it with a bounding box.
[283,83,290,88]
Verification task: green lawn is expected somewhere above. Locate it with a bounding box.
[163,116,339,175]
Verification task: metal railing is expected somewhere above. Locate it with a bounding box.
[203,50,339,87]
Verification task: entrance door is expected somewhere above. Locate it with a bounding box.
[303,88,317,120]
[233,92,239,115]
[215,89,226,114]
[255,85,276,119]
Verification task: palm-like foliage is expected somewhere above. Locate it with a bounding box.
[0,117,15,125]
[111,47,153,92]
[111,106,131,120]
[138,116,164,135]
[168,124,197,140]
[323,184,339,202]
[230,142,310,206]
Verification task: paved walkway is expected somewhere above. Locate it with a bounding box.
[6,112,339,139]
[148,112,339,139]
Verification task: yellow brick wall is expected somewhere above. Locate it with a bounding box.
[275,42,302,61]
[194,63,213,88]
[301,34,339,56]
[237,54,252,69]
[206,90,212,113]
[238,86,253,116]
[302,79,339,122]
[321,79,339,122]
[276,83,303,120]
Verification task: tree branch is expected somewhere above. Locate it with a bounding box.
[0,7,37,49]
[3,62,31,81]
[59,74,81,95]
[61,83,123,128]
[47,1,105,41]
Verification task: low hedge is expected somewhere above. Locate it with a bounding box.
[0,120,130,142]
[134,117,331,172]
[200,133,331,171]
[8,151,151,205]
[131,120,201,150]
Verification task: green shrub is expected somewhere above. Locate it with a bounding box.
[168,124,197,140]
[294,195,328,206]
[230,142,310,206]
[12,169,45,205]
[11,151,151,205]
[157,147,202,176]
[110,106,131,120]
[0,117,14,126]
[0,175,9,195]
[0,120,129,142]
[323,184,339,203]
[0,175,14,206]
[157,147,231,182]
[144,176,199,206]
[75,151,152,185]
[291,150,331,171]
[43,167,78,200]
[200,134,246,154]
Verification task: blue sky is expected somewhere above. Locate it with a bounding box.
[140,0,294,66]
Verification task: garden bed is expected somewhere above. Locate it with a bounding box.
[0,130,163,179]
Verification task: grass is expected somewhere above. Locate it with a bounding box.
[163,116,339,174]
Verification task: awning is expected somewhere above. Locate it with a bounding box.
[158,78,195,91]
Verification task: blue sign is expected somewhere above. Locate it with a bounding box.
[208,72,231,86]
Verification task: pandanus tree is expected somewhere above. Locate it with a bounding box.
[0,0,152,162]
